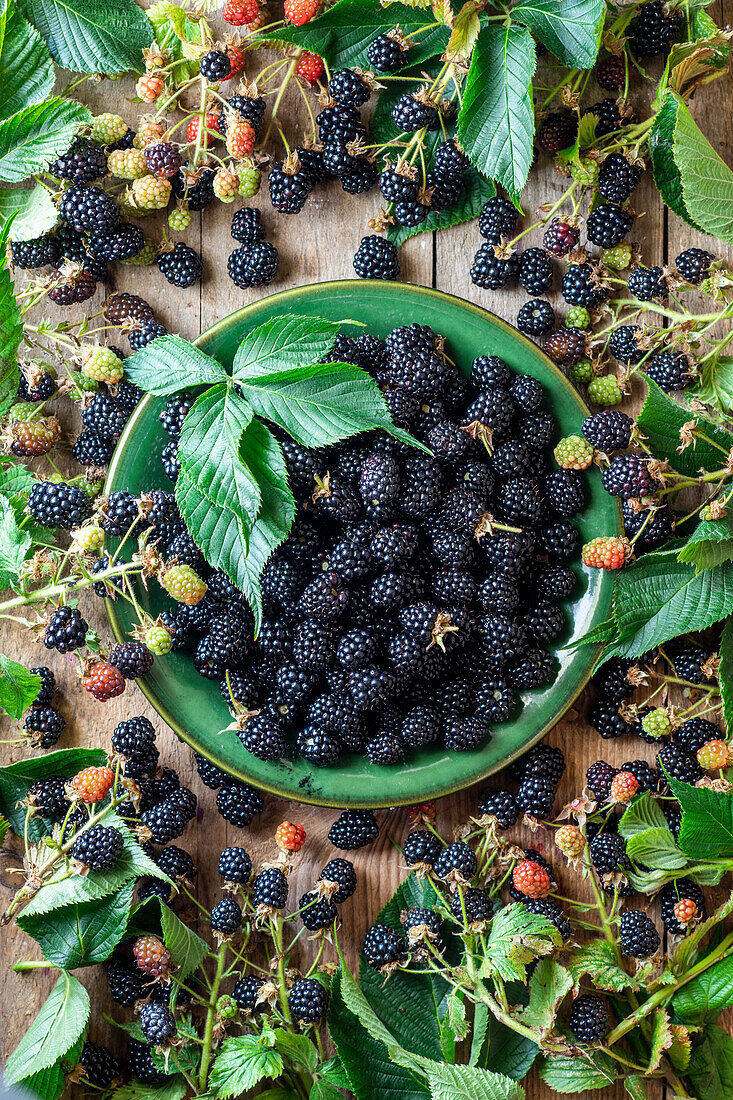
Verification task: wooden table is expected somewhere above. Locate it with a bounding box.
[2,13,733,1093]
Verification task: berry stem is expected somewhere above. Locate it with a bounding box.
[198,941,227,1091]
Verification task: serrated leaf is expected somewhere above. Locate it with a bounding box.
[686,1024,733,1100]
[273,1030,318,1073]
[232,314,343,378]
[0,219,22,416]
[124,335,227,396]
[517,958,572,1033]
[511,0,603,67]
[0,0,54,119]
[719,617,733,733]
[17,880,135,968]
[147,0,204,83]
[672,955,733,1024]
[473,1003,537,1080]
[626,826,688,869]
[649,92,705,230]
[687,354,733,412]
[675,93,733,244]
[668,1023,693,1072]
[624,1076,649,1100]
[0,96,91,182]
[635,378,733,476]
[671,776,733,859]
[0,456,35,497]
[387,166,495,247]
[208,1034,284,1097]
[161,903,209,982]
[0,746,106,840]
[482,903,560,983]
[5,972,89,1084]
[0,182,58,240]
[0,653,40,716]
[457,24,535,197]
[0,490,31,587]
[619,792,671,839]
[253,0,449,71]
[425,1061,525,1100]
[310,1081,343,1100]
[17,0,153,73]
[678,514,733,571]
[567,940,638,993]
[538,1049,617,1093]
[646,1008,673,1072]
[445,1,480,64]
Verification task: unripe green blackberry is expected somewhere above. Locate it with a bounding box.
[168,207,191,231]
[641,708,672,740]
[566,306,590,329]
[217,994,238,1019]
[553,435,594,470]
[81,347,124,385]
[160,563,207,605]
[587,374,622,406]
[570,359,593,383]
[91,113,129,144]
[145,624,173,655]
[570,157,598,185]
[237,165,261,196]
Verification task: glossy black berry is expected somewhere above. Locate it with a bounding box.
[568,994,609,1042]
[288,977,329,1022]
[253,866,288,910]
[139,1001,176,1044]
[353,235,400,279]
[71,823,124,869]
[517,298,555,335]
[158,243,203,287]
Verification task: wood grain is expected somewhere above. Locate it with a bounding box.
[3,13,733,1094]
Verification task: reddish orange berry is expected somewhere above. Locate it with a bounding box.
[296,51,325,84]
[582,536,629,570]
[71,765,115,803]
[275,821,306,851]
[136,74,164,103]
[186,113,222,147]
[609,770,639,803]
[222,0,259,23]
[82,661,126,702]
[512,859,551,898]
[404,801,436,823]
[225,120,256,159]
[225,45,246,78]
[697,739,730,770]
[673,898,699,927]
[133,935,171,976]
[284,0,319,24]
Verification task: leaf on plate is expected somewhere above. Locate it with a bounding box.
[124,335,227,395]
[232,313,344,378]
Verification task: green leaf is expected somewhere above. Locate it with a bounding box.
[538,1049,617,1093]
[626,827,688,870]
[673,955,733,1024]
[161,903,209,983]
[0,653,40,716]
[424,1061,525,1100]
[208,1034,284,1097]
[635,378,733,476]
[457,24,535,197]
[0,96,91,182]
[474,1005,537,1080]
[678,514,733,571]
[648,92,704,230]
[111,1080,187,1100]
[511,0,603,67]
[124,335,227,396]
[0,182,58,239]
[567,939,637,993]
[646,1008,673,1072]
[272,1030,317,1073]
[686,1025,733,1100]
[18,880,134,968]
[387,166,495,247]
[0,0,54,119]
[719,617,733,733]
[0,746,106,840]
[518,959,572,1032]
[18,1034,83,1100]
[619,792,671,839]
[0,490,31,587]
[0,455,35,498]
[671,777,733,859]
[624,1076,650,1100]
[319,1056,350,1089]
[675,94,733,244]
[688,354,733,413]
[254,0,449,71]
[0,217,22,416]
[482,903,561,983]
[232,314,344,378]
[310,1082,343,1100]
[177,383,260,544]
[146,0,204,83]
[17,0,153,73]
[5,972,89,1084]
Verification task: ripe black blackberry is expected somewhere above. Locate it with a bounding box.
[101,490,140,535]
[172,166,215,210]
[589,699,627,739]
[141,800,187,843]
[288,977,330,1022]
[675,247,714,284]
[601,454,658,499]
[656,743,701,785]
[48,269,98,305]
[29,665,55,707]
[216,781,264,827]
[128,1038,167,1084]
[403,829,441,867]
[87,222,144,262]
[363,922,408,970]
[517,298,555,336]
[402,905,443,948]
[353,235,400,279]
[474,678,516,724]
[232,975,266,1012]
[297,724,343,765]
[646,349,693,391]
[329,68,371,107]
[129,319,169,352]
[516,775,556,817]
[79,1041,121,1088]
[317,857,357,903]
[519,743,565,784]
[518,248,553,294]
[28,481,92,529]
[253,866,288,910]
[628,1,681,57]
[622,501,674,551]
[10,236,60,269]
[27,775,69,821]
[140,1001,176,1044]
[109,641,153,679]
[82,393,128,440]
[537,522,580,561]
[156,845,195,882]
[200,48,232,80]
[470,243,520,289]
[18,367,57,402]
[598,154,643,203]
[587,98,624,136]
[538,110,577,154]
[392,93,439,131]
[512,376,546,413]
[211,896,243,935]
[107,959,145,1005]
[449,886,493,926]
[545,469,585,516]
[23,705,65,748]
[561,262,607,307]
[478,789,518,828]
[221,93,266,134]
[317,104,366,144]
[589,831,629,874]
[434,840,477,880]
[674,716,720,754]
[608,324,644,364]
[621,758,659,793]
[586,203,634,248]
[526,897,572,939]
[478,196,518,244]
[193,752,227,790]
[299,889,338,929]
[43,606,88,653]
[367,33,407,71]
[424,169,464,211]
[158,243,203,287]
[231,207,266,244]
[269,163,313,214]
[71,823,124,869]
[568,994,609,1042]
[328,808,379,850]
[619,909,661,958]
[660,878,706,935]
[535,563,575,601]
[627,264,668,301]
[60,184,119,234]
[593,658,634,702]
[159,394,193,438]
[433,139,470,176]
[51,139,108,183]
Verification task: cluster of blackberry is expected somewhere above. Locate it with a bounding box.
[21,665,65,750]
[481,742,566,821]
[73,348,142,469]
[150,324,587,768]
[228,206,278,287]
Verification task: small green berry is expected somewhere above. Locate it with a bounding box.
[121,238,158,266]
[587,374,622,406]
[216,994,238,1019]
[68,370,99,394]
[145,624,173,656]
[8,401,38,423]
[554,435,594,470]
[570,359,593,384]
[90,113,129,145]
[570,157,598,185]
[78,478,104,500]
[236,165,261,198]
[81,346,124,384]
[700,276,722,301]
[566,306,590,329]
[641,708,672,740]
[168,207,192,232]
[603,241,632,270]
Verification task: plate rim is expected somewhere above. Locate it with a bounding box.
[106,278,618,807]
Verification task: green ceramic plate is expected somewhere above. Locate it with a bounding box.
[106,280,620,808]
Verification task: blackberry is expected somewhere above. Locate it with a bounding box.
[59,185,119,234]
[675,247,714,285]
[451,886,494,926]
[82,393,129,439]
[673,716,720,755]
[519,743,565,784]
[470,243,520,289]
[589,831,629,874]
[508,647,556,690]
[585,760,617,800]
[107,959,145,1005]
[478,789,518,827]
[10,236,60,269]
[598,154,642,203]
[656,743,702,785]
[200,48,232,80]
[18,368,57,402]
[516,775,556,817]
[221,94,266,134]
[595,55,625,90]
[27,775,69,821]
[587,98,624,137]
[158,243,203,287]
[231,207,266,243]
[518,248,553,294]
[138,878,172,904]
[29,666,55,707]
[660,878,706,936]
[402,906,442,950]
[128,1038,167,1084]
[87,222,144,262]
[538,111,578,154]
[232,975,266,1012]
[23,706,65,748]
[318,857,357,902]
[543,217,580,257]
[172,166,215,210]
[100,490,140,535]
[28,481,92,528]
[288,977,329,1023]
[363,923,408,969]
[403,829,441,867]
[159,394,193,438]
[568,994,609,1042]
[586,203,634,248]
[297,724,342,765]
[253,866,288,910]
[141,801,187,844]
[79,1041,120,1088]
[622,501,674,550]
[392,93,439,131]
[328,809,379,850]
[594,658,634,702]
[665,803,682,838]
[627,265,668,301]
[48,269,98,305]
[194,752,227,789]
[628,1,681,58]
[299,889,338,929]
[619,909,660,958]
[109,641,153,679]
[269,163,313,214]
[582,409,633,452]
[475,678,516,723]
[51,140,108,182]
[517,298,555,335]
[142,142,181,178]
[646,349,693,391]
[478,196,518,243]
[123,741,159,780]
[317,105,366,145]
[329,68,370,107]
[535,563,575,600]
[140,1001,176,1044]
[425,169,464,211]
[589,699,627,739]
[113,377,141,412]
[544,326,586,367]
[211,896,243,935]
[130,319,169,353]
[216,781,264,827]
[353,235,400,279]
[434,840,477,881]
[602,454,658,499]
[537,522,579,561]
[44,606,88,653]
[398,705,439,748]
[621,758,659,793]
[367,33,407,71]
[561,263,607,307]
[526,897,572,939]
[156,845,195,881]
[71,823,123,869]
[72,429,113,467]
[545,469,585,516]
